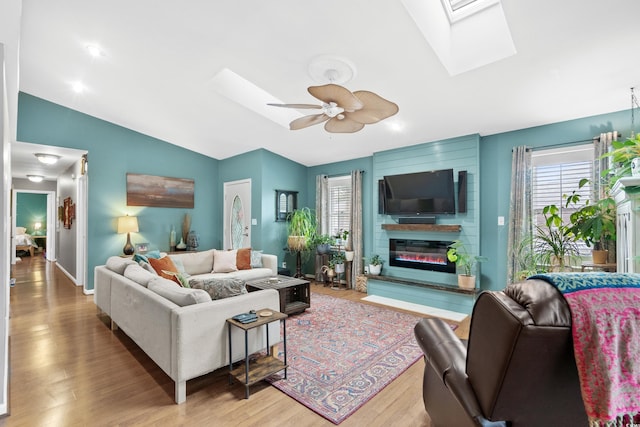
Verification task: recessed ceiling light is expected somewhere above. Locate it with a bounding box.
[34,153,60,164]
[85,43,103,58]
[27,175,44,183]
[71,81,85,94]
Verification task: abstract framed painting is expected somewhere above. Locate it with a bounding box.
[126,173,195,208]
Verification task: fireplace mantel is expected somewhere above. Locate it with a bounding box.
[381,223,461,232]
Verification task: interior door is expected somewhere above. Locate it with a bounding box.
[223,179,251,249]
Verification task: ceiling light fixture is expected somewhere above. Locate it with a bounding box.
[85,43,103,58]
[27,175,44,183]
[71,81,85,94]
[34,153,60,165]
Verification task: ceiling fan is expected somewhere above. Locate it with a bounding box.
[268,83,399,133]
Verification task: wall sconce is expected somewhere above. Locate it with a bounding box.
[117,215,139,255]
[81,154,88,175]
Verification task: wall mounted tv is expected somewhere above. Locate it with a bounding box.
[383,168,456,215]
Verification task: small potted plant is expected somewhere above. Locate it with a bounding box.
[314,234,335,254]
[367,254,383,275]
[332,251,346,274]
[447,240,487,289]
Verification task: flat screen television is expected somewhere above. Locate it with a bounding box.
[383,168,456,215]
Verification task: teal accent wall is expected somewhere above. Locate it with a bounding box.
[219,148,308,267]
[16,192,47,234]
[479,108,631,291]
[17,93,220,290]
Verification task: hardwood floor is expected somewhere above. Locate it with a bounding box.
[2,256,470,426]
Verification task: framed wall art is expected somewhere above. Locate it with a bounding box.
[63,197,72,229]
[126,173,195,208]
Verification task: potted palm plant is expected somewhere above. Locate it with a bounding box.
[447,240,487,289]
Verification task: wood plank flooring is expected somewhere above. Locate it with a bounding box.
[1,256,470,426]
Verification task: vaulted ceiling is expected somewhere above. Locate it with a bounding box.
[9,0,640,170]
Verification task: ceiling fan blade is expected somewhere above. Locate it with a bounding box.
[267,103,322,109]
[308,84,364,112]
[289,113,330,130]
[324,116,365,133]
[346,91,399,124]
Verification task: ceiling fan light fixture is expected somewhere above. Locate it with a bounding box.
[34,153,60,164]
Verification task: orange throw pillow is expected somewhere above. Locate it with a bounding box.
[149,256,179,282]
[236,248,252,270]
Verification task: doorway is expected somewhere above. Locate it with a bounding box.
[223,179,252,250]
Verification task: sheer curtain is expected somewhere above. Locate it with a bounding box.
[507,146,532,283]
[349,170,363,288]
[315,175,329,281]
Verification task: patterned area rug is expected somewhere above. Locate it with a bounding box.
[267,293,457,424]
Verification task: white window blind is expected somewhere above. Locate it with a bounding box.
[328,176,351,237]
[531,144,593,256]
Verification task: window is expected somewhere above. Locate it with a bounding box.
[328,176,351,238]
[531,144,593,256]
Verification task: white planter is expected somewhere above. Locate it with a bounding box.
[335,263,345,274]
[344,251,355,261]
[458,274,476,289]
[369,264,382,275]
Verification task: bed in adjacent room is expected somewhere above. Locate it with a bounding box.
[15,227,37,257]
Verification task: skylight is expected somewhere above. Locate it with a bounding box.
[402,0,516,75]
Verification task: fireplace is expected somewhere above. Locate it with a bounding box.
[389,239,455,274]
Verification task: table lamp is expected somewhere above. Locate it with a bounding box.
[34,222,42,235]
[117,215,139,255]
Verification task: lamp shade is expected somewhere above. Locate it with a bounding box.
[117,216,139,234]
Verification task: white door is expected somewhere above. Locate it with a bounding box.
[223,179,251,250]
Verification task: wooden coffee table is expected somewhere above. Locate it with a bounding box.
[245,275,310,315]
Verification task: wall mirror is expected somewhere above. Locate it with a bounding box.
[275,190,297,222]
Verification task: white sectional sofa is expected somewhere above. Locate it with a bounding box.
[94,249,281,403]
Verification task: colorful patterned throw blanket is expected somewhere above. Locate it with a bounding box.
[530,273,640,426]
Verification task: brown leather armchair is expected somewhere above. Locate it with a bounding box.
[414,279,588,427]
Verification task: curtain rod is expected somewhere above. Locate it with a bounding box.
[511,136,611,152]
[325,170,365,178]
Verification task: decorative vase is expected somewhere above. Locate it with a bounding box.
[592,249,608,264]
[369,264,382,275]
[344,251,355,261]
[176,237,187,250]
[170,226,176,251]
[458,274,476,289]
[632,157,640,176]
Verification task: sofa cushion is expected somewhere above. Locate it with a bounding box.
[148,277,211,306]
[236,248,252,270]
[189,277,247,300]
[169,249,214,275]
[106,256,137,275]
[213,249,238,273]
[250,250,263,268]
[123,263,156,287]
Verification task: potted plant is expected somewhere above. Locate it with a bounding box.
[566,179,616,264]
[332,251,346,274]
[314,234,335,254]
[367,254,383,275]
[287,207,316,252]
[532,204,581,271]
[602,134,640,185]
[447,240,487,289]
[334,229,354,261]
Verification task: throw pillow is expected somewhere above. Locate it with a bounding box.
[148,256,179,281]
[148,277,211,306]
[250,250,263,268]
[212,249,238,273]
[161,270,191,288]
[189,277,247,300]
[145,250,162,259]
[168,256,190,277]
[236,247,252,270]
